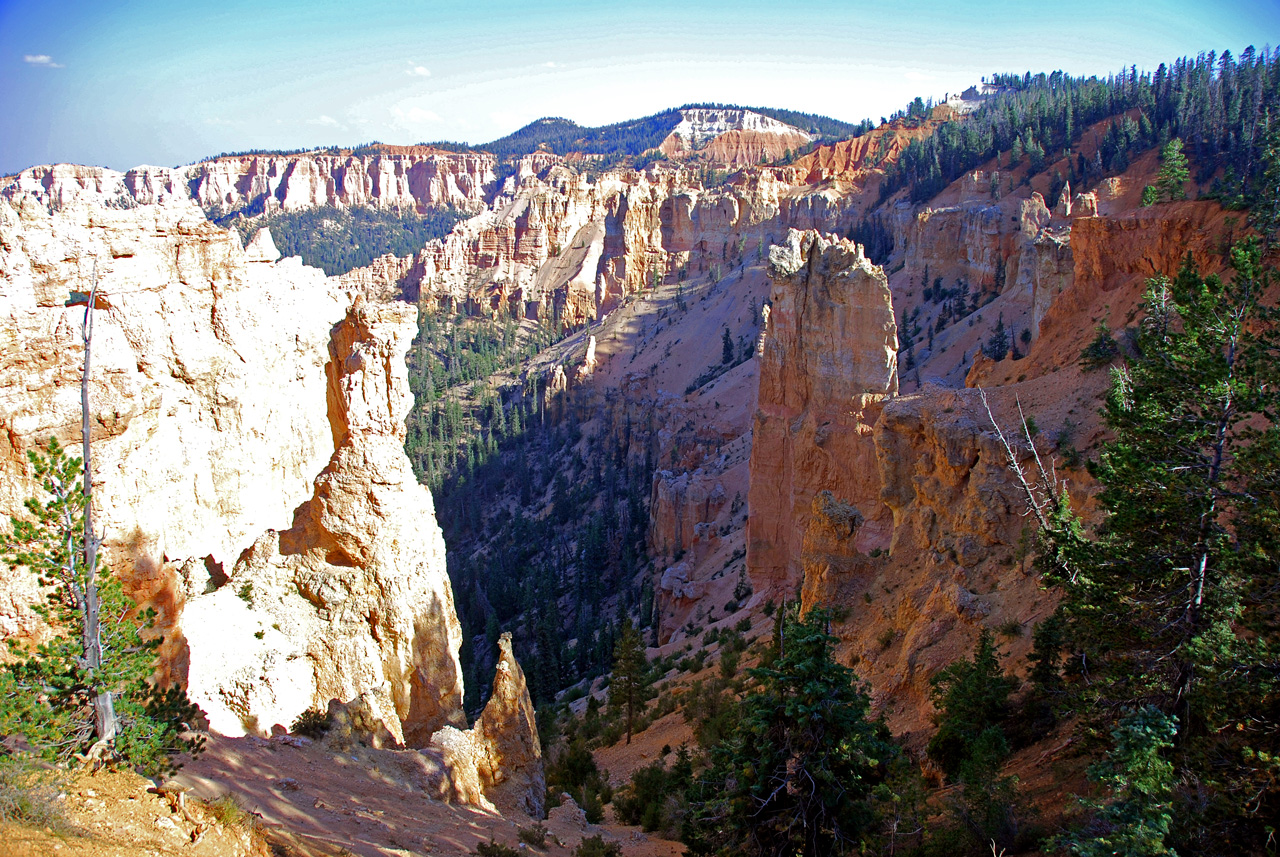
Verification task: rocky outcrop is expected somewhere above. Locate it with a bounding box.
[792,124,931,188]
[430,633,544,817]
[0,193,348,640]
[323,692,402,751]
[799,491,876,619]
[0,189,555,809]
[1023,228,1074,335]
[899,193,1052,303]
[1025,200,1236,377]
[648,469,727,556]
[747,229,898,590]
[182,297,466,745]
[875,393,1036,564]
[1,148,497,215]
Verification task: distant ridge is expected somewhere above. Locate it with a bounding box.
[478,109,685,159]
[196,105,869,166]
[477,105,869,161]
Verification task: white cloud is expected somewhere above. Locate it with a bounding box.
[542,61,559,68]
[407,63,431,77]
[308,114,344,128]
[904,70,935,81]
[24,54,64,68]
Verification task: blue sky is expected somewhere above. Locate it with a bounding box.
[1,0,1277,174]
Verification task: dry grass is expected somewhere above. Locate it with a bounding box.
[0,756,68,830]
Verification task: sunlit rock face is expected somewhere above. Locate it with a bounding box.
[0,193,467,747]
[183,297,466,745]
[0,193,347,642]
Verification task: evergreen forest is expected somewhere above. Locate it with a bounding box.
[882,48,1280,206]
[239,204,467,276]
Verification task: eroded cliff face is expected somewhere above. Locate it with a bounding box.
[0,193,483,758]
[743,225,1065,737]
[344,163,851,327]
[795,391,1054,738]
[0,193,347,640]
[755,148,1244,739]
[1,147,497,215]
[182,297,466,744]
[746,229,898,591]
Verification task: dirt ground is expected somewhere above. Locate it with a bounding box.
[2,732,686,857]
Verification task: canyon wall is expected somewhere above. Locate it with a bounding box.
[347,163,852,328]
[0,193,469,747]
[746,227,1057,735]
[0,193,346,639]
[747,148,1239,737]
[182,297,465,744]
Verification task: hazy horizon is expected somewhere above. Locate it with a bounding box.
[2,0,1277,175]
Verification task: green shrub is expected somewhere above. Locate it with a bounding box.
[206,793,253,829]
[1079,322,1120,371]
[517,823,548,848]
[546,738,610,824]
[290,706,332,739]
[996,619,1023,639]
[572,834,621,857]
[614,749,693,835]
[474,838,520,857]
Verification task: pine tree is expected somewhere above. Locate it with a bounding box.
[1249,115,1280,251]
[608,619,649,745]
[0,439,203,775]
[685,608,896,857]
[926,629,1016,779]
[1155,137,1190,201]
[1060,707,1178,857]
[1041,241,1280,849]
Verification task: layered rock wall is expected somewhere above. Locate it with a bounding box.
[0,193,473,753]
[344,165,851,327]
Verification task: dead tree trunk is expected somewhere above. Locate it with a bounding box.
[81,262,118,744]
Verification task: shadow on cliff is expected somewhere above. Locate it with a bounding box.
[112,526,193,690]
